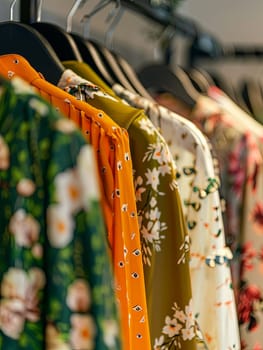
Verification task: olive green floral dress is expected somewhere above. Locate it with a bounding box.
[0,76,121,350]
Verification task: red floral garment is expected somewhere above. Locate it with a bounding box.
[191,92,263,349]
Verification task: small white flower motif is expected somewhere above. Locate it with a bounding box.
[154,335,165,350]
[149,207,161,221]
[29,98,49,116]
[66,280,91,312]
[70,314,96,350]
[11,77,35,94]
[55,119,77,134]
[16,178,36,197]
[174,310,186,323]
[47,204,74,248]
[150,197,157,208]
[181,327,195,341]
[151,220,161,238]
[0,135,10,170]
[158,164,171,176]
[102,319,119,347]
[9,209,40,247]
[152,144,169,165]
[138,117,156,135]
[162,316,183,338]
[55,169,82,214]
[141,223,159,243]
[124,152,130,161]
[145,167,160,192]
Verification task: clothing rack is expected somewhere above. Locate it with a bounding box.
[120,0,198,39]
[19,0,198,47]
[189,31,263,67]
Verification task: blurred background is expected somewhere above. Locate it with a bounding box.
[2,0,263,109]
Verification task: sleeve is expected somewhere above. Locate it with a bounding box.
[128,113,198,350]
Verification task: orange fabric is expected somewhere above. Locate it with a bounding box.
[0,54,151,350]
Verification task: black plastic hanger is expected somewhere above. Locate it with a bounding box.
[71,33,115,86]
[138,64,200,108]
[114,52,154,100]
[241,79,263,118]
[186,67,215,93]
[70,0,144,91]
[0,21,64,84]
[207,70,249,112]
[31,22,83,62]
[88,39,139,92]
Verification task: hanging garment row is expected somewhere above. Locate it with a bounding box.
[3,0,262,349]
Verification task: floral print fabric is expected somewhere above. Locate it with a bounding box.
[112,84,240,350]
[0,76,121,349]
[191,92,263,350]
[57,68,198,349]
[0,55,151,350]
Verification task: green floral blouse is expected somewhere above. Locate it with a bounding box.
[58,68,198,350]
[0,76,121,350]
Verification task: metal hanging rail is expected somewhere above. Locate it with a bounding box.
[120,0,198,39]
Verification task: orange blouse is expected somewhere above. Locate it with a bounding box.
[0,54,151,350]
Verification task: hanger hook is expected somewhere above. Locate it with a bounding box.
[10,0,18,21]
[36,0,43,22]
[105,1,125,50]
[81,0,111,39]
[153,25,175,62]
[66,0,87,33]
